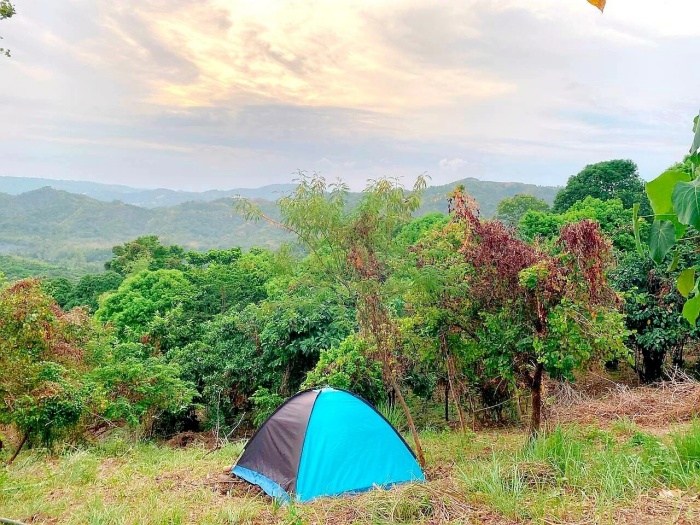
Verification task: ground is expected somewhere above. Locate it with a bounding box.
[2,384,700,524]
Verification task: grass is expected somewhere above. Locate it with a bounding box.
[2,423,700,524]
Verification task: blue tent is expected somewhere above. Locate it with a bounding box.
[232,387,424,502]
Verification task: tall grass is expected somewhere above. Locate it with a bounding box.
[377,401,407,432]
[460,422,700,520]
[2,423,700,524]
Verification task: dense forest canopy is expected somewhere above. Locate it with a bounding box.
[4,148,700,463]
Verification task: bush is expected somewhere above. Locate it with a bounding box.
[302,335,384,405]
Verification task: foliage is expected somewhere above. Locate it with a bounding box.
[552,159,650,215]
[495,194,550,228]
[394,213,450,247]
[67,272,124,311]
[168,314,261,427]
[611,250,699,382]
[0,254,95,282]
[87,343,196,428]
[645,113,700,323]
[302,334,384,405]
[520,197,638,251]
[0,280,94,446]
[0,0,15,57]
[249,388,285,427]
[43,272,125,312]
[105,236,186,276]
[449,189,629,433]
[95,269,193,338]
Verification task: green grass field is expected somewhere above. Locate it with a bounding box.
[2,420,700,525]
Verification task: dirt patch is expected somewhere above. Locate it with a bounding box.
[612,492,700,525]
[549,380,700,428]
[98,457,126,478]
[216,471,267,498]
[163,431,214,449]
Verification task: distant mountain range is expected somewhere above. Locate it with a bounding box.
[0,176,297,208]
[0,176,559,280]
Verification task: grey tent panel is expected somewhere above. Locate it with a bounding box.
[236,389,319,494]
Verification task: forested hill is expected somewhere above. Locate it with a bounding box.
[0,187,289,261]
[0,178,557,276]
[0,175,557,214]
[0,176,297,208]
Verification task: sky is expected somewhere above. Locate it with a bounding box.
[1,0,698,191]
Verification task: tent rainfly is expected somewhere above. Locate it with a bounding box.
[232,387,424,502]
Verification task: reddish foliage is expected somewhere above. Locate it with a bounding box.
[557,219,617,305]
[1,279,91,363]
[450,188,544,309]
[449,188,617,332]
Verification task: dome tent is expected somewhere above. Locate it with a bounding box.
[232,387,424,502]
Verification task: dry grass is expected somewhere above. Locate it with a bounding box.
[549,379,700,429]
[4,382,700,524]
[611,493,700,525]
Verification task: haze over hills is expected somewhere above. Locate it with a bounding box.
[0,175,558,214]
[0,176,297,208]
[0,176,558,280]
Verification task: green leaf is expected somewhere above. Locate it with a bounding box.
[691,112,700,156]
[678,268,695,298]
[683,294,700,325]
[672,177,700,229]
[648,220,676,264]
[646,169,690,215]
[667,251,680,272]
[632,203,644,255]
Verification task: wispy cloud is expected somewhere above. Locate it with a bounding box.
[1,0,698,190]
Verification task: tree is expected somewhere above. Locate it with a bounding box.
[87,342,195,431]
[400,218,475,432]
[0,0,15,57]
[41,277,75,309]
[66,272,124,311]
[95,269,193,339]
[553,160,650,214]
[0,280,93,460]
[449,189,628,435]
[302,334,384,405]
[611,250,699,382]
[496,194,550,228]
[238,173,429,467]
[520,196,638,252]
[105,236,185,276]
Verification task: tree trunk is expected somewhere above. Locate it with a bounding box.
[444,382,449,422]
[446,355,467,434]
[7,433,28,465]
[641,350,665,383]
[389,376,426,470]
[529,363,544,437]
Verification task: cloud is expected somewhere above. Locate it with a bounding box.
[439,158,469,171]
[1,0,699,190]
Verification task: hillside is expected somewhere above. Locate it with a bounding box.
[0,175,557,214]
[420,177,557,217]
[0,178,557,275]
[0,188,291,270]
[0,176,297,208]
